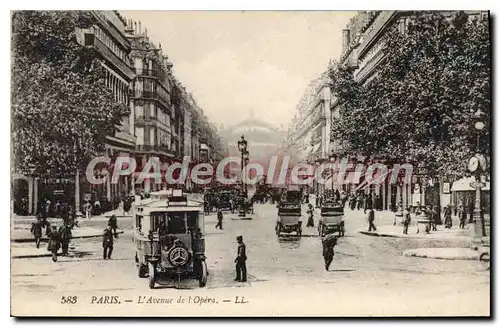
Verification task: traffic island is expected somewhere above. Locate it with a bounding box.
[402,248,481,260]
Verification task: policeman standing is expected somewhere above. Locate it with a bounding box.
[322,235,337,271]
[234,235,247,282]
[102,226,114,260]
[215,209,223,230]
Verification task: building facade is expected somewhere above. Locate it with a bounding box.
[284,71,331,192]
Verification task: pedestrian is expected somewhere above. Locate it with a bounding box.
[58,223,72,256]
[467,197,474,224]
[102,226,114,260]
[108,214,119,238]
[395,201,403,225]
[30,218,43,249]
[444,205,452,229]
[415,202,422,216]
[215,209,223,230]
[367,208,376,232]
[47,224,61,262]
[356,195,363,210]
[234,235,247,282]
[431,205,438,231]
[322,235,338,271]
[306,204,314,227]
[364,192,373,214]
[402,206,411,235]
[118,199,125,216]
[84,201,92,219]
[124,197,131,216]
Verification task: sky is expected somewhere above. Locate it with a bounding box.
[122,11,356,129]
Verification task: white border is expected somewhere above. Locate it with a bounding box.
[2,1,498,324]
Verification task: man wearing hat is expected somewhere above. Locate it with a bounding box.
[102,225,114,260]
[234,236,247,282]
[322,235,338,271]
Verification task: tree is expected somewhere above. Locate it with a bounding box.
[329,11,490,180]
[11,11,129,178]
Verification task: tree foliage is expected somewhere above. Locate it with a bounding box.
[12,11,129,178]
[329,11,490,180]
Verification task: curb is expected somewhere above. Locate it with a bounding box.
[11,230,124,243]
[12,253,52,259]
[358,230,471,241]
[402,248,480,261]
[359,231,399,238]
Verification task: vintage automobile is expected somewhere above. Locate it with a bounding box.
[216,191,234,212]
[275,190,303,237]
[133,189,208,289]
[318,200,345,237]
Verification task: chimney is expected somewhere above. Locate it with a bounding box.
[342,29,351,53]
[139,21,142,34]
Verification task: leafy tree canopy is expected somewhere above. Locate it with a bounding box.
[329,11,490,181]
[12,11,129,178]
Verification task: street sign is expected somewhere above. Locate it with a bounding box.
[414,167,429,175]
[470,181,486,189]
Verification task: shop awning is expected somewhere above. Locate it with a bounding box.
[451,177,490,192]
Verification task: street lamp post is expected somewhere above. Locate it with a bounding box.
[237,135,248,217]
[469,108,487,248]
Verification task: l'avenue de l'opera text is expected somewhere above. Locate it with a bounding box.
[134,295,249,305]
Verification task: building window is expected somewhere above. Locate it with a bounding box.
[150,127,156,146]
[135,104,144,119]
[150,103,155,119]
[135,127,144,145]
[144,126,150,145]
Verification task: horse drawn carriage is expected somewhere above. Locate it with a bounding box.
[275,190,302,237]
[133,189,208,289]
[318,200,345,237]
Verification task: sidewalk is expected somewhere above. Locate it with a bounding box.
[11,225,124,243]
[11,239,101,259]
[353,209,473,241]
[402,248,481,260]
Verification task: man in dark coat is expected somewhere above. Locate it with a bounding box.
[367,208,377,232]
[31,219,43,248]
[234,235,247,282]
[215,209,223,230]
[306,204,314,227]
[322,235,338,271]
[47,225,61,262]
[444,205,453,228]
[108,215,118,238]
[102,226,114,260]
[59,224,72,256]
[364,192,373,214]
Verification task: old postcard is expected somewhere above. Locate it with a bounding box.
[10,10,491,317]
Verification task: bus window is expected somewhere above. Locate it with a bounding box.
[167,212,187,234]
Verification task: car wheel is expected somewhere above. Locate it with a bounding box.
[138,263,147,278]
[148,262,156,289]
[199,261,208,287]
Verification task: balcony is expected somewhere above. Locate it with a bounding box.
[134,68,166,81]
[135,144,174,156]
[357,11,397,60]
[84,33,134,81]
[130,90,171,111]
